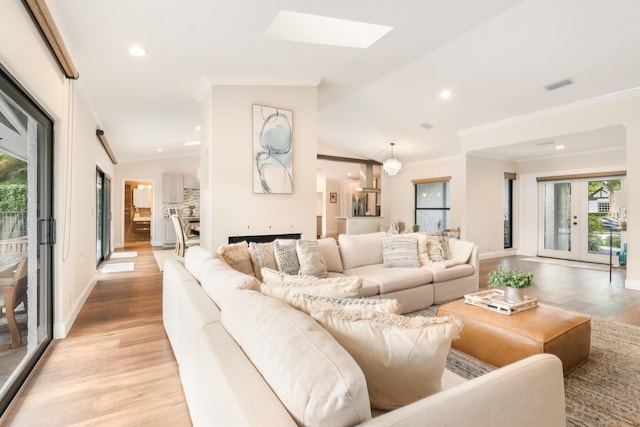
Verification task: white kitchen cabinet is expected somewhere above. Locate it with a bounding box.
[162,173,184,202]
[133,188,150,208]
[163,217,176,247]
[183,173,199,189]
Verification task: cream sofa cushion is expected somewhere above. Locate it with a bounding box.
[338,232,386,269]
[184,246,215,282]
[310,309,462,410]
[221,289,372,426]
[218,241,255,276]
[291,294,402,315]
[200,257,261,309]
[342,264,433,294]
[317,238,343,273]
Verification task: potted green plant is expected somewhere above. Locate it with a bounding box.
[487,267,534,304]
[188,204,196,216]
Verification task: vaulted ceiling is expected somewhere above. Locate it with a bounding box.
[48,0,640,164]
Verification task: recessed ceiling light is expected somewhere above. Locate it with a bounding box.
[157,148,163,152]
[129,46,147,56]
[555,145,565,150]
[184,140,201,146]
[265,10,392,49]
[440,90,451,99]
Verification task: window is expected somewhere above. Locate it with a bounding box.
[597,202,609,213]
[414,177,450,232]
[504,173,515,249]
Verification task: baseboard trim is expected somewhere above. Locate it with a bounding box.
[625,278,640,291]
[54,277,97,339]
[479,249,518,260]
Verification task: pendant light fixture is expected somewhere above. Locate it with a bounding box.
[382,142,402,176]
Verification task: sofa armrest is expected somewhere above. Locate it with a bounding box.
[360,354,566,427]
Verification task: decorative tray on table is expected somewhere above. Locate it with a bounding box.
[464,289,538,315]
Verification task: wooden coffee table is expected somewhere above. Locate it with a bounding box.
[436,298,591,374]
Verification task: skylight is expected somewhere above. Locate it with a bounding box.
[265,11,393,49]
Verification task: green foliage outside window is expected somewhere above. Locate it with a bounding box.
[0,185,27,212]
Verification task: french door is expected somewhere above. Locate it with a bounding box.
[0,66,54,414]
[538,175,624,263]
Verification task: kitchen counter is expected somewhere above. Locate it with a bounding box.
[335,216,382,235]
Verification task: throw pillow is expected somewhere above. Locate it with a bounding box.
[296,240,328,278]
[217,241,255,276]
[248,242,277,280]
[260,275,362,302]
[261,267,359,286]
[273,240,300,275]
[221,289,372,426]
[381,235,420,268]
[310,309,462,410]
[317,238,344,273]
[291,294,402,315]
[425,235,447,263]
[448,238,475,264]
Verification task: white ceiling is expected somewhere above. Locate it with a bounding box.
[47,0,640,164]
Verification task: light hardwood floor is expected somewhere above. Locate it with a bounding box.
[3,246,640,425]
[2,245,191,426]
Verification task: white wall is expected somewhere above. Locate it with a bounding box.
[1,1,115,337]
[325,179,342,236]
[201,85,317,249]
[386,156,465,236]
[465,155,517,257]
[461,94,640,289]
[113,156,199,248]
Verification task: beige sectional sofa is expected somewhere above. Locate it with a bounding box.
[332,232,479,312]
[162,246,567,427]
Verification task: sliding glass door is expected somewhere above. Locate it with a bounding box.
[96,168,111,265]
[538,176,624,263]
[0,66,54,414]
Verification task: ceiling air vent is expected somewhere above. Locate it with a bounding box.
[544,78,575,91]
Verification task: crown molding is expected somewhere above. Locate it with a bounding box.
[458,87,640,136]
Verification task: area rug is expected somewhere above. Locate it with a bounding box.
[100,262,135,274]
[520,257,612,271]
[152,250,179,272]
[109,251,137,259]
[415,308,640,426]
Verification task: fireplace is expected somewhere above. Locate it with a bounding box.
[228,233,301,244]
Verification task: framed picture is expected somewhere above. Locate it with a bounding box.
[330,192,337,203]
[253,104,293,194]
[167,208,178,216]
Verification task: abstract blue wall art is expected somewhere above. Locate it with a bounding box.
[253,104,293,194]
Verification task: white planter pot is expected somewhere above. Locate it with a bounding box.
[504,287,525,304]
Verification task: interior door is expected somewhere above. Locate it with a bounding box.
[538,176,624,263]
